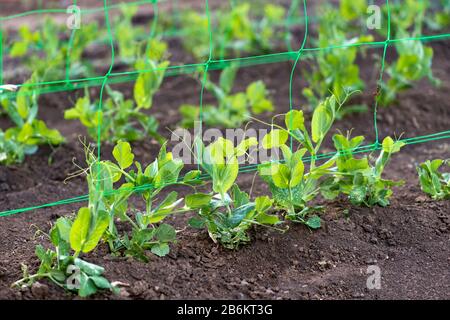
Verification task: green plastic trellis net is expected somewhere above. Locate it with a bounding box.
[0,0,449,218]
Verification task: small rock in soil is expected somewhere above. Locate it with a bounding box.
[362,224,374,233]
[240,279,249,286]
[119,288,130,298]
[31,282,49,299]
[131,280,148,296]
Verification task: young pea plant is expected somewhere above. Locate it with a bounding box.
[180,64,273,128]
[82,140,199,262]
[258,94,352,228]
[0,79,65,165]
[186,137,282,249]
[378,0,429,38]
[10,18,97,80]
[114,4,167,66]
[323,133,405,207]
[303,4,373,117]
[133,39,170,111]
[64,85,163,144]
[181,3,286,61]
[378,35,439,106]
[13,203,117,297]
[65,38,168,144]
[417,159,450,200]
[376,1,439,106]
[428,0,450,30]
[115,4,144,64]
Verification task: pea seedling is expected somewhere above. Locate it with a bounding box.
[186,137,281,249]
[181,3,286,61]
[0,78,64,165]
[417,159,450,200]
[258,94,349,228]
[180,64,273,128]
[324,133,405,207]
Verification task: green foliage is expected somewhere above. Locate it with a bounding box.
[378,0,429,38]
[64,86,163,144]
[429,0,450,29]
[134,54,169,110]
[324,134,405,207]
[65,38,168,144]
[13,212,116,297]
[417,159,450,200]
[340,0,367,21]
[85,141,189,262]
[114,5,167,65]
[379,36,439,106]
[180,64,273,128]
[187,137,280,249]
[377,1,439,106]
[181,3,286,61]
[0,78,64,165]
[115,4,142,63]
[303,4,372,116]
[9,18,97,80]
[259,95,347,227]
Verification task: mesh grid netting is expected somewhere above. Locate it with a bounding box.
[0,0,449,218]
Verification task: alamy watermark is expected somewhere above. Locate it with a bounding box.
[366,265,381,290]
[66,5,81,30]
[66,264,81,290]
[367,5,382,30]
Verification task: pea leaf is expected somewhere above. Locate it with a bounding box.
[285,110,305,131]
[113,140,134,169]
[262,129,289,149]
[305,215,321,229]
[154,224,177,242]
[70,207,91,253]
[311,103,332,143]
[82,210,109,253]
[151,243,170,257]
[186,193,212,209]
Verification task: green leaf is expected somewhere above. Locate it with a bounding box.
[219,65,238,94]
[216,156,239,194]
[82,210,109,253]
[262,129,288,149]
[112,140,134,169]
[90,276,111,289]
[231,184,250,207]
[255,196,273,213]
[74,258,105,276]
[235,137,258,157]
[154,224,177,242]
[271,164,290,189]
[305,215,321,229]
[256,212,280,225]
[16,87,31,119]
[70,207,91,253]
[188,217,205,229]
[289,160,305,188]
[186,193,212,209]
[382,136,405,154]
[78,274,98,297]
[228,203,256,227]
[151,243,170,257]
[284,110,304,131]
[311,104,332,143]
[183,170,202,184]
[55,217,72,243]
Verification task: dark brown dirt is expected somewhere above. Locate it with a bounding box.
[0,2,449,300]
